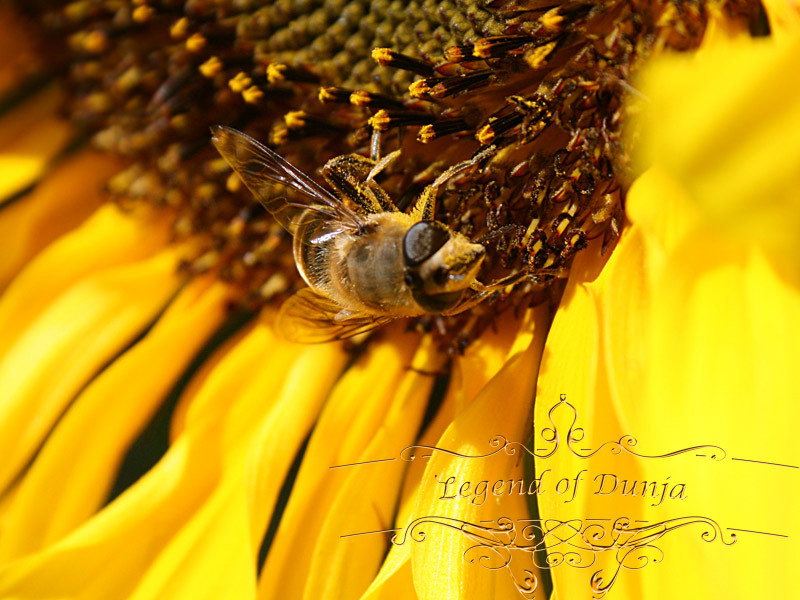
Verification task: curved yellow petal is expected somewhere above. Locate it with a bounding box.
[0,86,72,203]
[0,317,345,600]
[0,278,231,560]
[410,307,549,600]
[128,340,346,600]
[303,336,443,600]
[361,315,522,600]
[0,246,184,495]
[258,327,421,599]
[0,149,121,287]
[0,203,171,359]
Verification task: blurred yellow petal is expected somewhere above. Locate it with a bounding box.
[762,0,800,38]
[0,86,72,203]
[0,203,171,358]
[636,31,800,281]
[536,26,800,600]
[258,327,420,599]
[0,149,122,287]
[410,307,549,600]
[0,278,232,560]
[0,246,184,495]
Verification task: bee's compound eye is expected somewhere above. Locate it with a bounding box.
[403,221,450,266]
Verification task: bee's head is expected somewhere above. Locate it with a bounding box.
[402,221,486,313]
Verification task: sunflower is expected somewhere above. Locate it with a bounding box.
[0,1,796,599]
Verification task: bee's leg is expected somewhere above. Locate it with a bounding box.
[441,289,497,316]
[410,145,496,222]
[366,149,401,183]
[471,266,569,292]
[324,152,400,214]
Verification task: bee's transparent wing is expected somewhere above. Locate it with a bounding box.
[210,125,364,235]
[277,288,394,343]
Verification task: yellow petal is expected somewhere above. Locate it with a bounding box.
[0,318,345,599]
[362,314,523,600]
[410,307,549,600]
[0,203,170,358]
[0,86,72,203]
[129,341,347,600]
[762,0,800,39]
[0,278,231,560]
[0,149,122,287]
[0,246,184,495]
[258,327,422,599]
[306,337,443,599]
[635,31,800,281]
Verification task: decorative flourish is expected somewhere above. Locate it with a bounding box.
[536,394,728,461]
[386,515,736,599]
[397,394,727,465]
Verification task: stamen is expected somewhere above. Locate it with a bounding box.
[370,48,435,76]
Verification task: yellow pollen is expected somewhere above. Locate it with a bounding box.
[540,8,564,31]
[525,41,557,69]
[417,124,435,143]
[270,127,289,145]
[267,64,287,84]
[476,123,495,145]
[318,87,336,102]
[368,110,391,131]
[349,91,371,106]
[82,30,109,54]
[199,56,222,78]
[185,32,206,52]
[132,5,154,23]
[170,17,189,39]
[242,85,264,104]
[228,72,252,93]
[409,79,431,98]
[371,48,393,65]
[284,111,307,129]
[226,173,242,193]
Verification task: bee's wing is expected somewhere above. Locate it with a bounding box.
[210,125,364,235]
[277,288,394,343]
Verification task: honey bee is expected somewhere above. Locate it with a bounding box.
[211,125,505,342]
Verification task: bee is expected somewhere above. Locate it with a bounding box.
[211,125,506,342]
